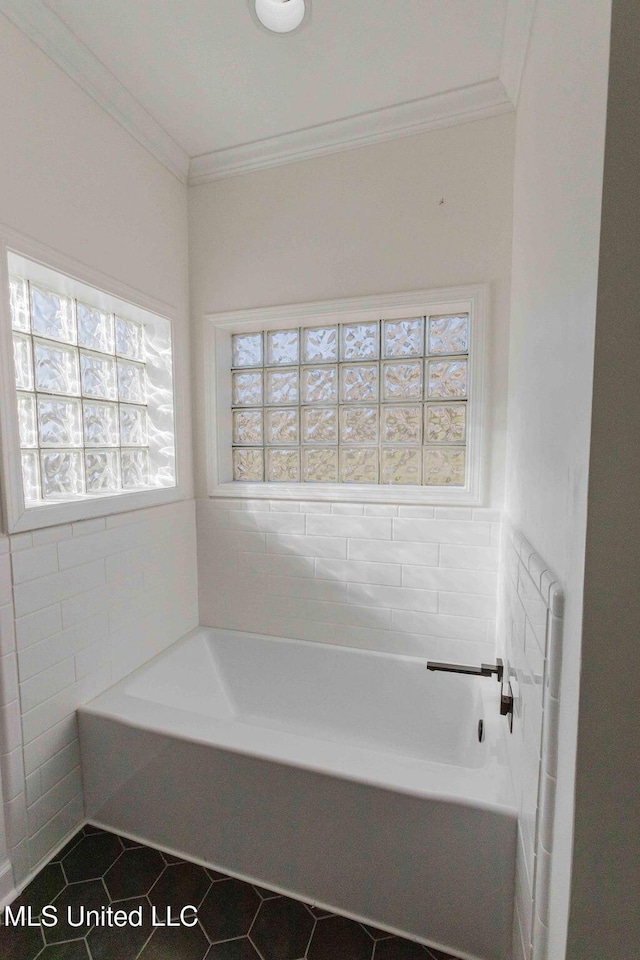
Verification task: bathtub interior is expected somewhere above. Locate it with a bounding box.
[122,628,503,769]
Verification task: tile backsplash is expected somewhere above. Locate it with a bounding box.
[0,499,198,890]
[198,498,500,662]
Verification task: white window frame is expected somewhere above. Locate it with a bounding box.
[0,229,185,534]
[205,284,487,505]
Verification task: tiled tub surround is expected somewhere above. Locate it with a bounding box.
[0,825,457,960]
[498,525,564,960]
[198,499,499,662]
[0,499,198,897]
[79,627,516,960]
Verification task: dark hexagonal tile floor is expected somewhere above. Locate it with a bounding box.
[148,861,211,913]
[198,878,261,943]
[373,936,433,958]
[0,825,460,960]
[62,832,123,883]
[307,915,373,960]
[251,895,314,960]
[9,863,66,918]
[137,919,210,960]
[103,846,165,902]
[44,879,107,943]
[206,939,262,960]
[0,918,44,960]
[87,896,153,960]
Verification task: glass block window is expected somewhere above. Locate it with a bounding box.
[8,262,175,505]
[230,314,470,485]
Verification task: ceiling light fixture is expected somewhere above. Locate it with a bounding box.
[255,0,306,34]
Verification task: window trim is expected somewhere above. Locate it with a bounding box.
[205,284,488,505]
[0,229,185,534]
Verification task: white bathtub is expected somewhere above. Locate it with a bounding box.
[79,626,516,960]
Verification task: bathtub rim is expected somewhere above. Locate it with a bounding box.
[79,625,516,817]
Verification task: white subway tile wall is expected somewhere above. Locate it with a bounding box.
[498,522,564,960]
[0,536,28,899]
[198,498,499,661]
[0,499,198,887]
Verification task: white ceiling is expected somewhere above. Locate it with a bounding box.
[44,0,507,155]
[2,0,534,181]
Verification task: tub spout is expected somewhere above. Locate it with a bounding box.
[426,658,504,682]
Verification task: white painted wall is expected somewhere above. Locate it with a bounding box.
[0,15,189,328]
[189,113,515,508]
[0,13,197,892]
[503,0,611,956]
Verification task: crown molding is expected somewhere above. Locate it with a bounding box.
[499,0,538,107]
[0,0,189,182]
[188,78,513,184]
[1,0,518,187]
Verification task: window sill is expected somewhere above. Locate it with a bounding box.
[7,485,183,534]
[210,481,482,506]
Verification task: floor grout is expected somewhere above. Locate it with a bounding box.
[303,915,317,959]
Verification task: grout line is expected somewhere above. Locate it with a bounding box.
[248,932,269,960]
[97,875,111,909]
[132,896,157,960]
[246,893,263,942]
[303,915,317,958]
[196,879,213,909]
[146,861,167,901]
[27,930,46,959]
[196,917,211,949]
[42,934,93,947]
[58,858,70,885]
